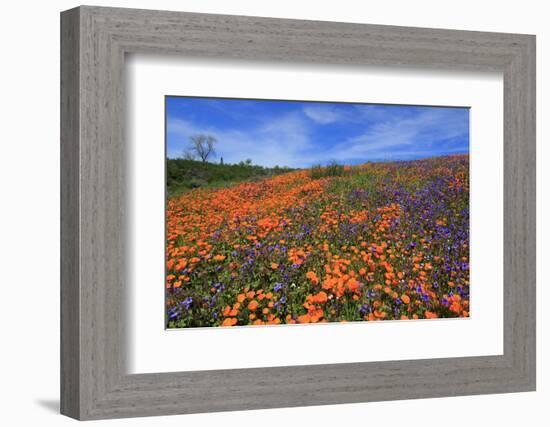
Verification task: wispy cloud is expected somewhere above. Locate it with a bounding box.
[167,112,314,168]
[302,105,344,124]
[317,107,469,163]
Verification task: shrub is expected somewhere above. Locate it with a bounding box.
[310,161,345,179]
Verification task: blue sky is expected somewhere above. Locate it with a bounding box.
[166,96,469,168]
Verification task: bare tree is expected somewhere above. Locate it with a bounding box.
[188,134,217,163]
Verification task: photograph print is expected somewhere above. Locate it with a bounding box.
[165,96,470,328]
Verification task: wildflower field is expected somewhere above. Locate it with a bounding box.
[166,155,469,328]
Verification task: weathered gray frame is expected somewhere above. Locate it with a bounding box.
[60,5,536,421]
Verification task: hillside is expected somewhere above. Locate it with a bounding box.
[166,159,294,197]
[166,155,470,328]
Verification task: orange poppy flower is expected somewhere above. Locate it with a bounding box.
[297,314,311,323]
[313,291,328,304]
[306,271,319,285]
[222,318,237,327]
[425,311,438,319]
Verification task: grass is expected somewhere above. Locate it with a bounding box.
[167,159,294,197]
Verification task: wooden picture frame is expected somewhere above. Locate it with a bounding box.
[61,5,536,420]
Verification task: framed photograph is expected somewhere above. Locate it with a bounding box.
[61,6,536,420]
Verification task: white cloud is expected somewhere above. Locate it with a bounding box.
[302,105,343,124]
[315,108,468,163]
[167,113,314,168]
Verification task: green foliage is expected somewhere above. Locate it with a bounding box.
[167,158,294,197]
[309,161,345,179]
